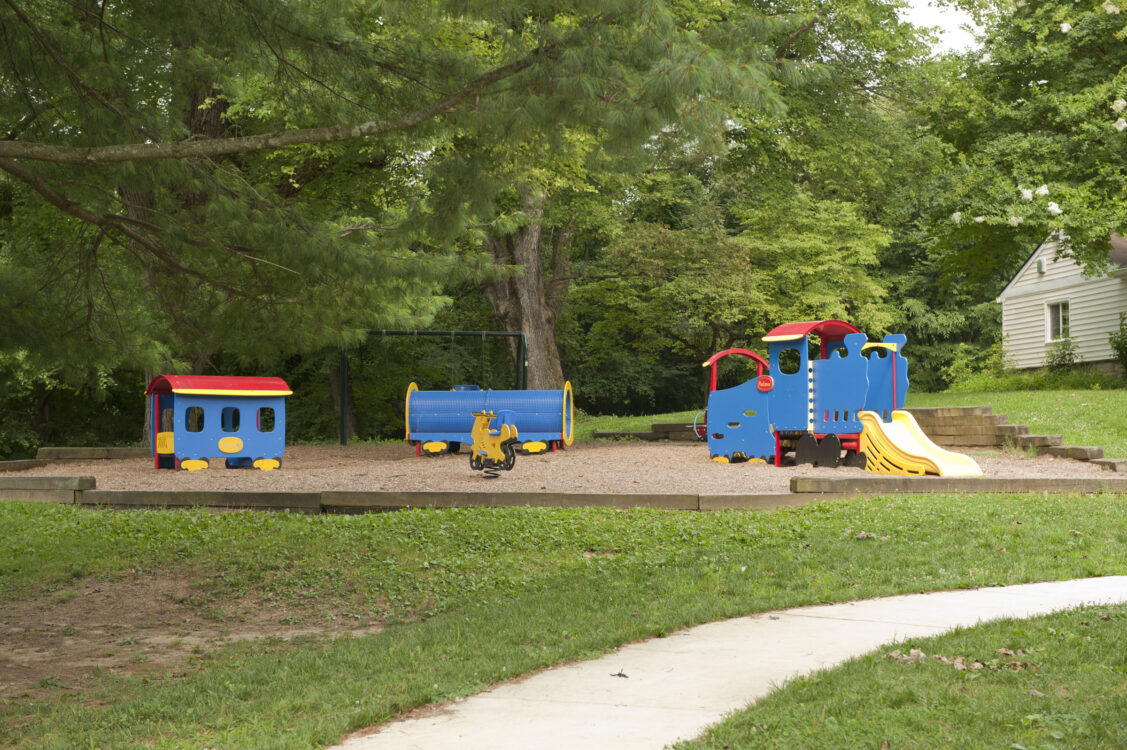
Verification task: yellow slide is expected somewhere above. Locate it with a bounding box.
[859,410,983,477]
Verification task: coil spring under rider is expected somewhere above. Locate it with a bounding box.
[470,443,517,478]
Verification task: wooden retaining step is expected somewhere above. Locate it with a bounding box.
[905,406,993,418]
[36,446,149,460]
[910,414,1009,427]
[1038,445,1103,461]
[650,422,699,432]
[591,431,660,441]
[651,423,703,441]
[906,407,1057,451]
[593,422,703,442]
[1015,434,1063,448]
[791,476,1127,494]
[0,458,52,472]
[1093,458,1127,472]
[918,425,1012,438]
[0,475,94,503]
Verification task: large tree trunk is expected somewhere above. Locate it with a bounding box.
[482,190,572,390]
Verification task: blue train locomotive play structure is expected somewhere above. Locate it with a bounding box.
[405,382,574,455]
[146,375,290,471]
[702,320,908,468]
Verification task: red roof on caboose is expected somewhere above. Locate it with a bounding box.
[145,375,292,396]
[762,320,861,342]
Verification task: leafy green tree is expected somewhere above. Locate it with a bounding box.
[925,0,1127,273]
[557,0,942,409]
[0,0,804,383]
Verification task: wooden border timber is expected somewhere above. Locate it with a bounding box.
[791,476,1127,494]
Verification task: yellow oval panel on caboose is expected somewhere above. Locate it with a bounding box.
[217,437,244,454]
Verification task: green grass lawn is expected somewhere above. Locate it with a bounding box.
[679,603,1127,749]
[3,494,1127,748]
[907,389,1127,457]
[572,408,702,442]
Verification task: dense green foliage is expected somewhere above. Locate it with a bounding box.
[928,0,1127,273]
[1109,313,1127,374]
[3,493,1127,746]
[3,0,1126,450]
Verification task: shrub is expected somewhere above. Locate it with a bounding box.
[946,367,1119,393]
[1109,312,1127,378]
[1045,336,1078,374]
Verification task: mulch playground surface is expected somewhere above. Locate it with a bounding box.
[3,442,1116,496]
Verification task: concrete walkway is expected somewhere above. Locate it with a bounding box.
[331,577,1127,750]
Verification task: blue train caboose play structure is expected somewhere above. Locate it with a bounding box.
[146,375,290,471]
[405,382,574,455]
[703,320,907,467]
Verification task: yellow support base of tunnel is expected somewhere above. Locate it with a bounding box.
[859,410,983,477]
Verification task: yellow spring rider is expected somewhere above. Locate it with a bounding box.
[470,410,519,478]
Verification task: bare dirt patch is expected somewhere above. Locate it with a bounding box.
[0,571,380,700]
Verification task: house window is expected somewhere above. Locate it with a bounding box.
[257,407,275,432]
[1048,301,1070,341]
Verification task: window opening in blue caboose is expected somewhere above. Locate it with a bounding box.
[258,407,275,432]
[221,407,240,432]
[160,408,173,431]
[777,347,801,374]
[186,406,204,432]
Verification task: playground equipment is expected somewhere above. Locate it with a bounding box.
[702,320,981,477]
[469,410,519,478]
[405,382,574,455]
[859,411,983,476]
[146,375,290,471]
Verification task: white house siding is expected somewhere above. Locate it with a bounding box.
[998,241,1127,369]
[1009,241,1087,287]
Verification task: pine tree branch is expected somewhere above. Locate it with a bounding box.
[3,111,38,141]
[0,53,542,164]
[4,0,138,131]
[242,4,378,116]
[775,14,820,59]
[0,156,250,296]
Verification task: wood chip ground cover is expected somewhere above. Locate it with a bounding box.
[1,442,1113,495]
